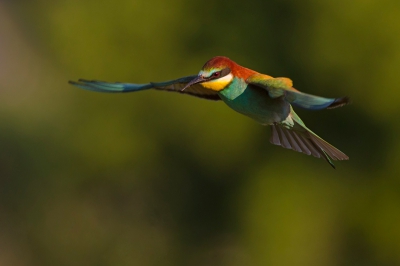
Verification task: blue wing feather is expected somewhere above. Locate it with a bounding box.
[246,74,349,110]
[69,76,221,100]
[69,79,152,93]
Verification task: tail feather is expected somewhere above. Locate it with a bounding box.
[290,131,311,155]
[285,130,302,153]
[270,124,348,168]
[299,134,321,158]
[276,126,292,149]
[308,134,349,161]
[270,125,281,146]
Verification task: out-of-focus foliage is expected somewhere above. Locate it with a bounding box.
[1,0,400,265]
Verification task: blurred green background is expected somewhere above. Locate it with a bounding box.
[1,0,400,265]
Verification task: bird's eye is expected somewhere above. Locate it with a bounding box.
[212,72,221,78]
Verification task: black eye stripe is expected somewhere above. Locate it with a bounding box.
[209,68,231,80]
[220,68,231,77]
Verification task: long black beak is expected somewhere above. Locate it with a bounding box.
[181,75,206,91]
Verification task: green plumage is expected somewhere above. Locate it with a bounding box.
[69,56,350,168]
[218,76,348,168]
[219,77,290,125]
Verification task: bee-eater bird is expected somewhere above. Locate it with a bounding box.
[69,56,350,168]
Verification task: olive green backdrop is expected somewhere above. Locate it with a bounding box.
[1,0,399,265]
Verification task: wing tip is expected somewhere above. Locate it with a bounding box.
[327,96,351,109]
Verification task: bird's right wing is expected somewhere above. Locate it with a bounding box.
[247,74,350,110]
[69,75,221,101]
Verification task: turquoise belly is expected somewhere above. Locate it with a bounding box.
[218,84,290,125]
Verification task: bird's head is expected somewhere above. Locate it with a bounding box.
[181,56,235,92]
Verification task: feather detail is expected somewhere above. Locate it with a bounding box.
[276,126,292,149]
[327,96,351,109]
[290,131,311,155]
[270,123,348,168]
[285,130,303,153]
[246,74,351,111]
[202,56,258,80]
[270,124,281,145]
[308,134,349,161]
[300,135,321,158]
[69,76,221,101]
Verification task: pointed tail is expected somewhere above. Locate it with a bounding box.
[270,123,348,169]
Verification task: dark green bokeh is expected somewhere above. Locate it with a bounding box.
[1,0,400,265]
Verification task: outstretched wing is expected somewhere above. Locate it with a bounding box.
[246,73,350,110]
[69,75,221,101]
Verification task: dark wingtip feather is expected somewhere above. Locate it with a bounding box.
[327,96,351,109]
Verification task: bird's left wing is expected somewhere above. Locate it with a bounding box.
[246,74,349,110]
[69,75,221,101]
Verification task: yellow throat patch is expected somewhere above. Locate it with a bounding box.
[200,73,233,91]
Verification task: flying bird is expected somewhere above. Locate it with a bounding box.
[69,56,350,168]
